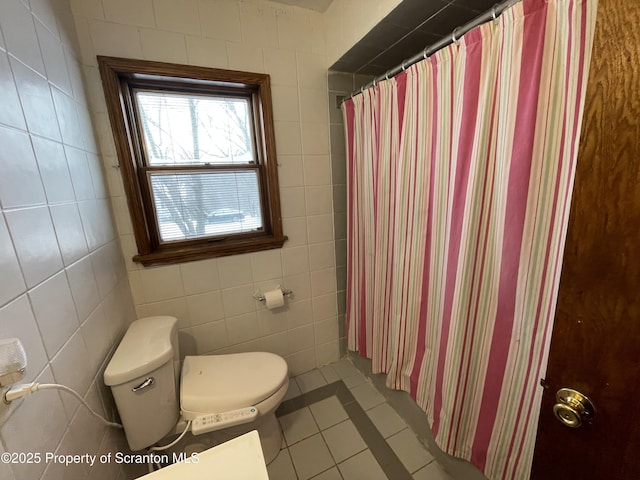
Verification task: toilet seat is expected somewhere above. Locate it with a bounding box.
[180,352,288,419]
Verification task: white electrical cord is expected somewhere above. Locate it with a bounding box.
[5,381,195,474]
[3,382,123,429]
[149,421,192,452]
[147,420,192,472]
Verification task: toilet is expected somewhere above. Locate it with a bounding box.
[103,316,289,464]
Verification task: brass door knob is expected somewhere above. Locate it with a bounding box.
[552,388,595,428]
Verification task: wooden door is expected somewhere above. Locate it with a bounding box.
[531,0,640,478]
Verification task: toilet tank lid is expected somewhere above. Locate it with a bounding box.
[104,316,177,386]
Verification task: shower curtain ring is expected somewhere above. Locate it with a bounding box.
[385,70,390,80]
[452,27,460,45]
[401,60,407,71]
[423,48,429,59]
[491,4,498,21]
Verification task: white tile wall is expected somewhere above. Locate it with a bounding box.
[0,2,136,480]
[102,0,155,28]
[324,0,402,67]
[0,0,47,75]
[200,0,242,42]
[31,137,76,204]
[278,155,305,187]
[68,0,349,378]
[140,28,187,63]
[0,127,47,208]
[0,218,27,306]
[303,155,332,185]
[5,207,64,288]
[180,258,220,294]
[153,0,200,36]
[0,55,27,130]
[186,291,224,326]
[50,204,89,265]
[264,48,297,86]
[186,35,228,68]
[10,58,62,141]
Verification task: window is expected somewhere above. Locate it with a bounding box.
[98,56,286,266]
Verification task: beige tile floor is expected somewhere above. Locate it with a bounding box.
[269,359,455,480]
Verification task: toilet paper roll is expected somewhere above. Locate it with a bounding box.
[263,288,285,309]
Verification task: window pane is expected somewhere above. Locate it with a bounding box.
[150,171,263,242]
[136,90,255,166]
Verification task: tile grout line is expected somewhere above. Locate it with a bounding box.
[336,384,413,480]
[317,419,365,471]
[277,380,412,480]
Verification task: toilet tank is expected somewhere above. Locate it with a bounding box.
[104,316,180,451]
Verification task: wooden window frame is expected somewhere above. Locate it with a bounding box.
[98,56,286,266]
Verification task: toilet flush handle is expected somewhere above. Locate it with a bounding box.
[132,377,155,392]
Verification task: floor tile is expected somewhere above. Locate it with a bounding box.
[311,466,343,479]
[332,359,359,379]
[338,449,387,480]
[319,365,340,383]
[349,382,386,410]
[366,402,408,438]
[280,407,320,445]
[267,448,297,480]
[309,396,348,430]
[341,370,367,388]
[289,434,335,480]
[284,379,302,400]
[387,428,434,474]
[322,419,367,463]
[296,370,328,393]
[413,461,455,480]
[276,360,445,480]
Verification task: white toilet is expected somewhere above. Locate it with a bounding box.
[103,316,289,464]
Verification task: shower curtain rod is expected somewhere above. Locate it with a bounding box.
[346,0,522,101]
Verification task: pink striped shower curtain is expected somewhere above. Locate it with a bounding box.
[343,0,597,478]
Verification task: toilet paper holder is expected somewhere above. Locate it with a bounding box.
[253,286,293,304]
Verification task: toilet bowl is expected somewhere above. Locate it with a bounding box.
[103,316,288,464]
